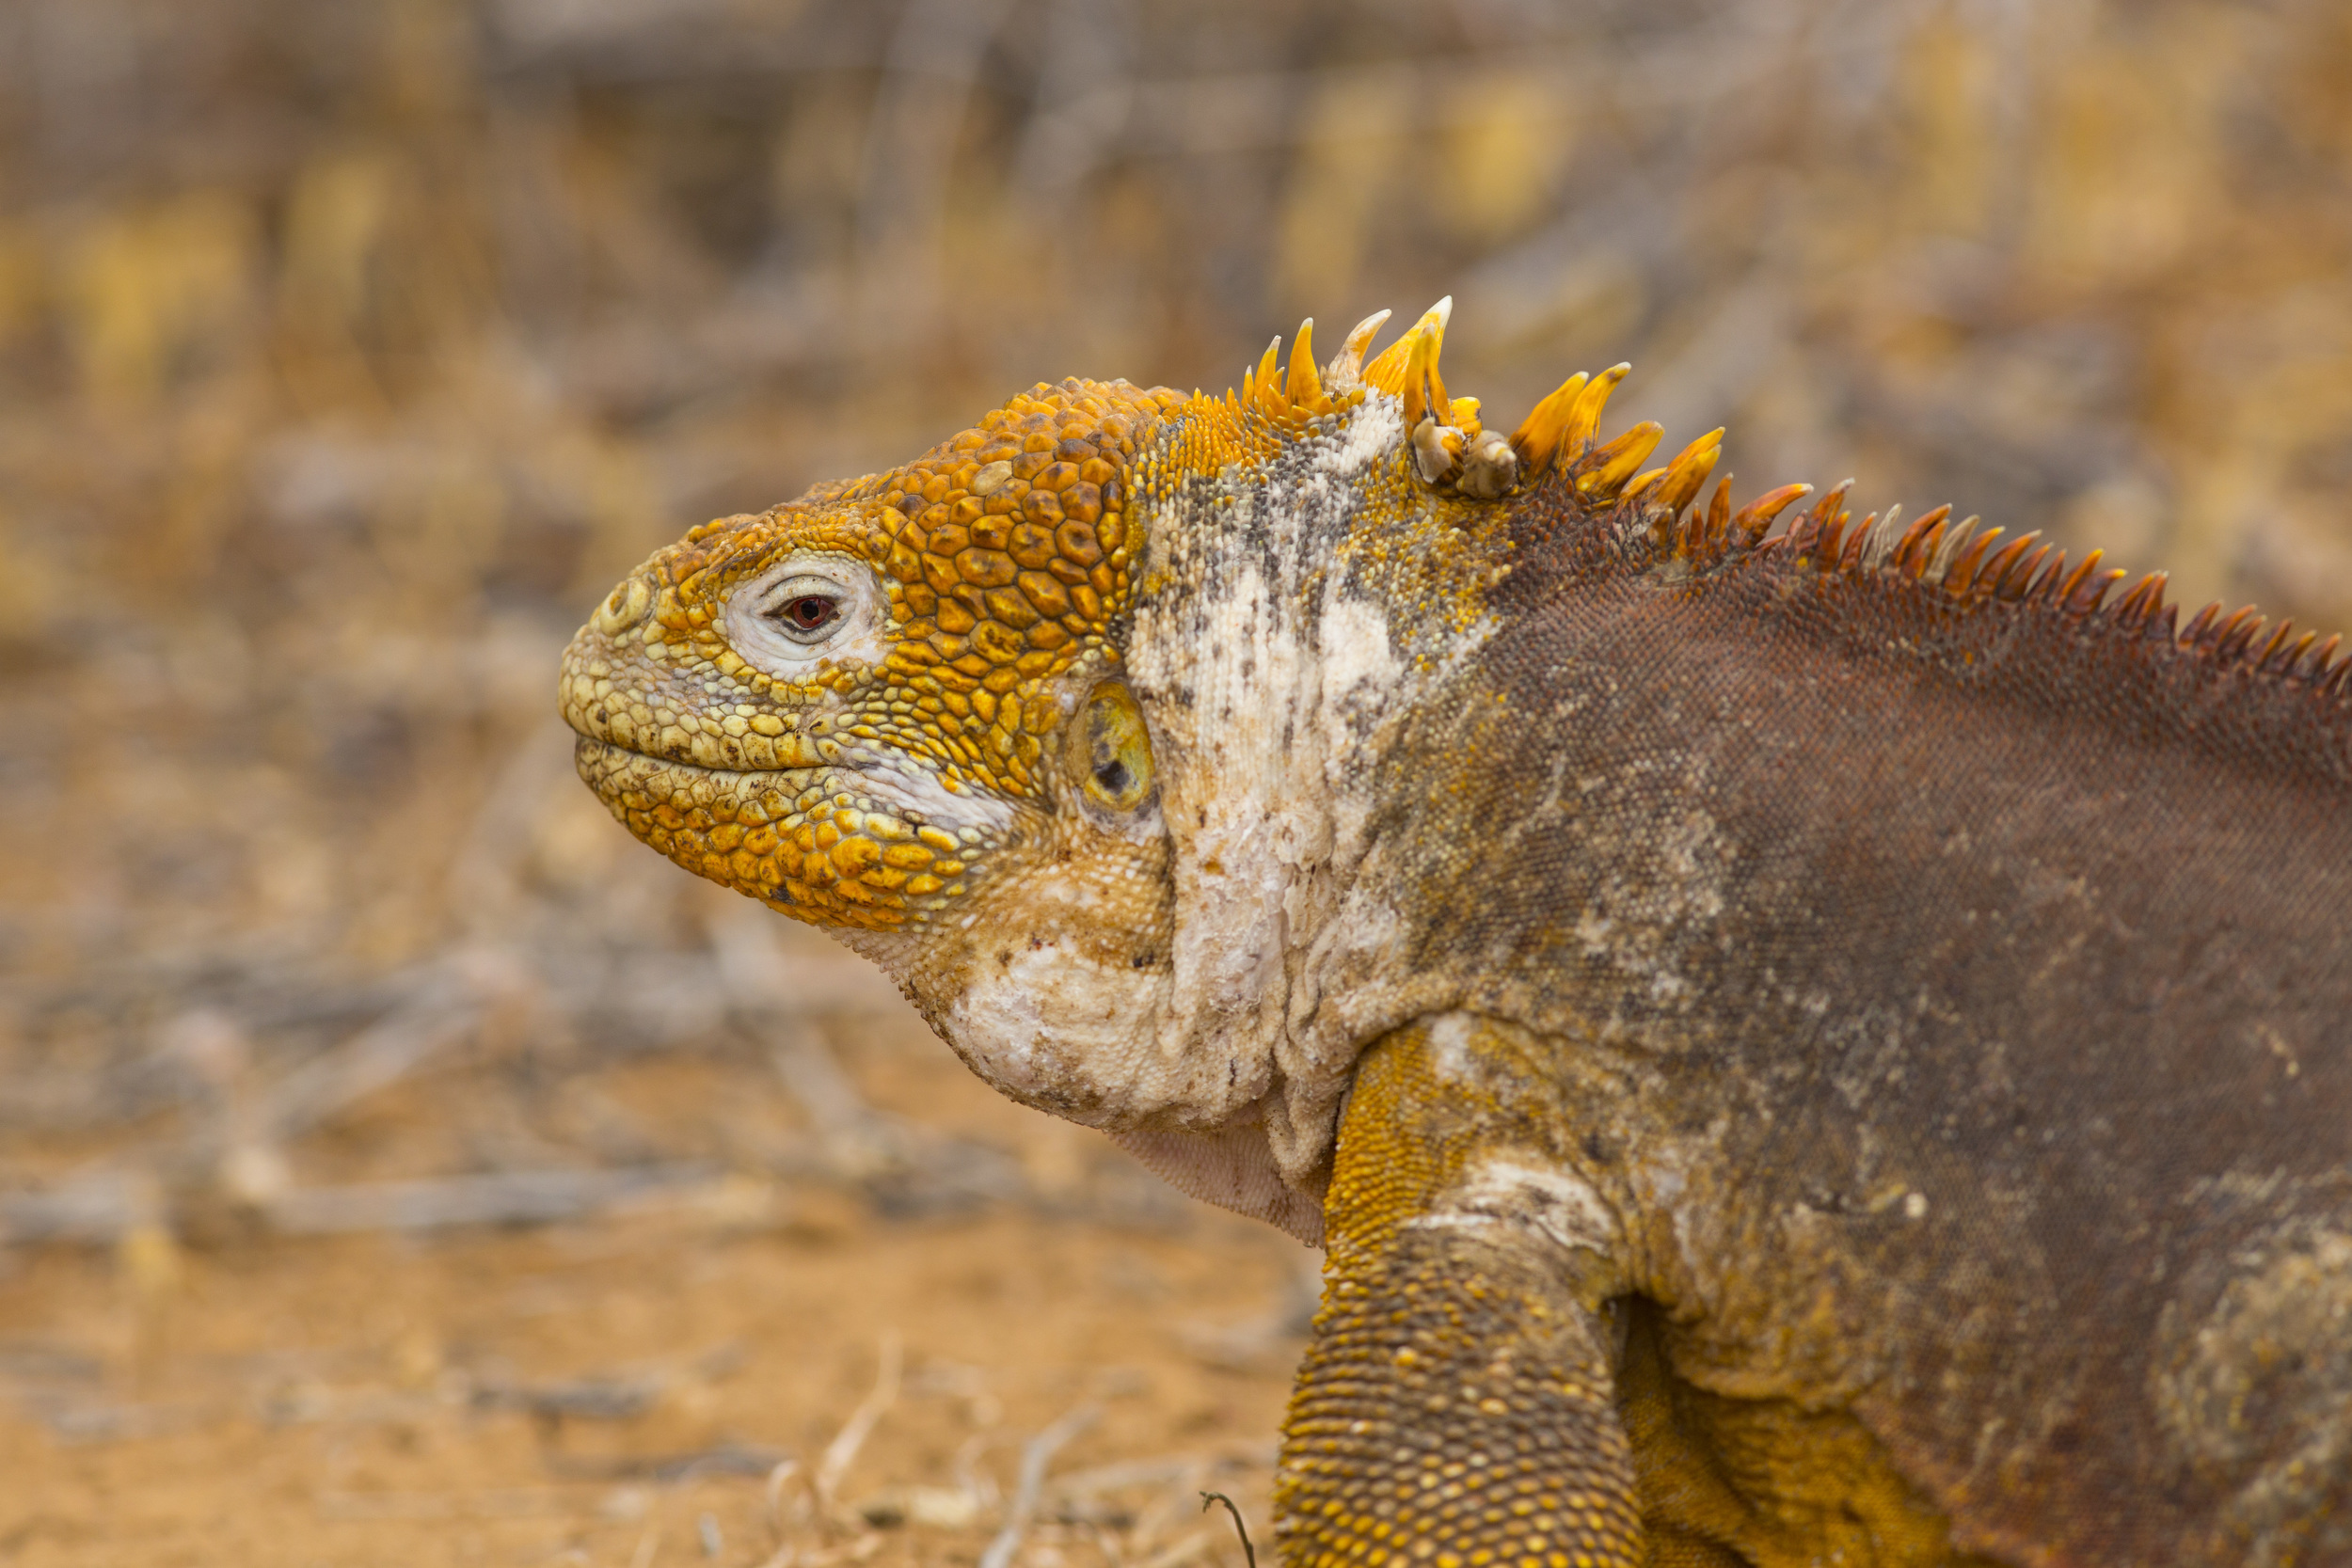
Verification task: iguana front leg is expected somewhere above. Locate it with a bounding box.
[1273,1019,1650,1568]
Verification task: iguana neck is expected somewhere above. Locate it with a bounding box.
[1117,392,1518,1190]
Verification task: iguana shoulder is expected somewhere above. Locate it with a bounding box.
[561,301,2352,1565]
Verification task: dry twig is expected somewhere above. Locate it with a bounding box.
[979,1403,1102,1568]
[815,1332,903,1521]
[1199,1493,1258,1568]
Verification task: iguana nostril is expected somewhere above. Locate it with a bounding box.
[592,574,652,634]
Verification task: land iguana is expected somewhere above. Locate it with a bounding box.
[558,301,2352,1565]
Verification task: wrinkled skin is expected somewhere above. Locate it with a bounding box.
[563,309,2352,1565]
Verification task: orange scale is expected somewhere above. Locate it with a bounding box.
[1017,572,1072,618]
[983,588,1041,629]
[956,548,1019,588]
[1007,522,1058,567]
[972,623,1025,663]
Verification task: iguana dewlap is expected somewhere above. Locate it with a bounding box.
[559,302,2352,1565]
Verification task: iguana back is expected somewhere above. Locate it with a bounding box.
[1365,453,2352,1560]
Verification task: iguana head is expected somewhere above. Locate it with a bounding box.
[559,303,1722,1237]
[559,373,1193,1103]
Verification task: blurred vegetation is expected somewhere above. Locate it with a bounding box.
[3,0,2352,1253]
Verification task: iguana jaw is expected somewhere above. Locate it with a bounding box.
[565,626,1214,1130]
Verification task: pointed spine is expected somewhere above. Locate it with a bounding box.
[1856,505,1904,569]
[1361,297,1451,400]
[2111,571,2168,626]
[1976,532,2040,596]
[1284,319,1322,410]
[2260,626,2313,675]
[1557,365,1629,462]
[1997,542,2057,601]
[1818,509,1868,566]
[1787,480,1853,554]
[1248,337,1280,410]
[1944,526,2004,596]
[1889,505,1953,576]
[2214,607,2266,662]
[1729,483,1813,546]
[1576,422,1665,499]
[1650,430,1725,516]
[1927,516,1981,583]
[1509,372,1590,477]
[1325,309,1390,394]
[2058,552,2126,615]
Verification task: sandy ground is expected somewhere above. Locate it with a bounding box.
[0,995,1312,1568]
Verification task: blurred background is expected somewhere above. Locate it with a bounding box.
[1,0,2348,1562]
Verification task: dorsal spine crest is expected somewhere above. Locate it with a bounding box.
[1196,310,2352,705]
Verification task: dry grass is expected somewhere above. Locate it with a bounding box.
[2,1,2349,1562]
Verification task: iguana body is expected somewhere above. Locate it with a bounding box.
[559,303,2352,1564]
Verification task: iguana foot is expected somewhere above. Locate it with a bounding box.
[1277,1218,1645,1568]
[1275,1022,1645,1568]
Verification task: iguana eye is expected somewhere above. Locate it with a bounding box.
[771,591,841,640]
[1072,681,1155,814]
[723,555,882,672]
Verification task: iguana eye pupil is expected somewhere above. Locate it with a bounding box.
[1094,760,1132,796]
[781,595,837,630]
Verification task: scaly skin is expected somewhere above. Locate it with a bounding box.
[561,301,2352,1564]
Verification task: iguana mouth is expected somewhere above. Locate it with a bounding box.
[572,734,1006,831]
[569,734,1007,930]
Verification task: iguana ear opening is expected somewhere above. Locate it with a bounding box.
[1070,679,1156,815]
